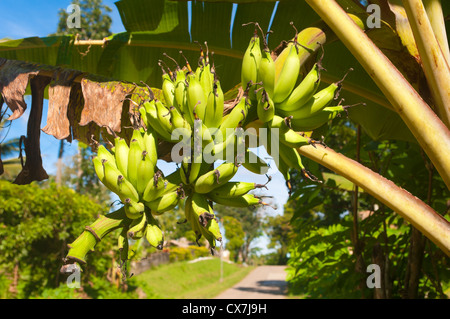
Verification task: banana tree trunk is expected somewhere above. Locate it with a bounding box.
[305,0,450,190]
[297,143,450,256]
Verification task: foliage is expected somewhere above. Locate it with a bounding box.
[0,180,119,298]
[222,216,245,262]
[264,210,295,265]
[285,117,450,299]
[214,204,264,263]
[168,246,211,263]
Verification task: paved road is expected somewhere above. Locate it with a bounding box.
[214,265,288,299]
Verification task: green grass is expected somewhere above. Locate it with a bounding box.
[135,258,255,299]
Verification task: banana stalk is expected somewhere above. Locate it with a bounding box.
[305,0,450,190]
[65,207,130,265]
[297,143,450,256]
[401,0,450,128]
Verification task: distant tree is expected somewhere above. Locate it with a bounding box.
[222,216,245,263]
[214,204,264,263]
[51,0,112,40]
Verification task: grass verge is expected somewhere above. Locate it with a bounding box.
[135,258,254,299]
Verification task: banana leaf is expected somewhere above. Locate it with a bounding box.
[0,0,443,182]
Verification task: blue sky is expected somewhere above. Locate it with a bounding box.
[0,1,290,253]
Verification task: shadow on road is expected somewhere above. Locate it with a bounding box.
[234,280,287,296]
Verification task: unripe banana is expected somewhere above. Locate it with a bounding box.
[241,28,262,100]
[267,117,311,148]
[208,181,260,198]
[124,198,145,219]
[169,105,191,134]
[114,137,129,179]
[97,144,116,166]
[186,73,207,123]
[145,188,181,213]
[219,97,248,140]
[194,162,239,194]
[127,138,143,189]
[204,80,224,130]
[100,159,139,203]
[142,172,166,202]
[174,67,188,115]
[141,101,172,142]
[143,127,158,165]
[145,213,164,249]
[273,43,301,103]
[277,82,341,119]
[136,150,156,197]
[258,47,276,98]
[288,105,346,132]
[257,89,275,123]
[161,69,175,108]
[127,213,147,240]
[184,196,203,242]
[277,156,292,192]
[276,62,322,112]
[208,192,265,208]
[278,141,306,173]
[191,193,221,244]
[155,99,173,135]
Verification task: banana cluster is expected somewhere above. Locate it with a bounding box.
[92,126,185,261]
[240,23,356,190]
[85,23,358,264]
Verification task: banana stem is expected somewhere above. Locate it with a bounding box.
[423,0,450,65]
[305,0,450,190]
[297,143,450,257]
[402,0,450,128]
[64,207,130,266]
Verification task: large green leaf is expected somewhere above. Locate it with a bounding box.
[0,0,436,170]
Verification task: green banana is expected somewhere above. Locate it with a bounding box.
[277,156,292,193]
[141,101,172,142]
[142,172,166,202]
[241,26,262,100]
[288,105,347,132]
[100,159,139,203]
[273,42,301,103]
[277,82,341,119]
[278,141,307,175]
[276,62,322,112]
[145,188,181,213]
[145,211,164,249]
[258,44,275,98]
[97,144,116,166]
[113,137,129,179]
[219,97,249,140]
[207,192,265,208]
[124,198,145,219]
[184,196,203,243]
[194,162,239,194]
[155,99,173,135]
[127,213,147,240]
[143,127,158,165]
[173,67,189,115]
[267,117,312,148]
[208,181,264,198]
[92,156,105,182]
[136,150,156,197]
[191,193,221,244]
[160,65,175,108]
[186,73,207,123]
[204,80,224,130]
[257,89,275,123]
[127,138,143,190]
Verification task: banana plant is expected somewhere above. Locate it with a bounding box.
[0,0,449,256]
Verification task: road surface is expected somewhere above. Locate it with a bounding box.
[214,265,288,299]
